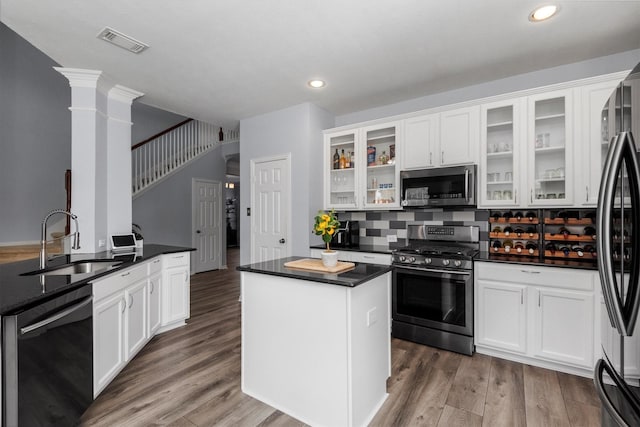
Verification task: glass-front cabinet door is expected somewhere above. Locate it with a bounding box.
[480,99,522,207]
[362,122,400,209]
[526,90,573,206]
[325,129,358,209]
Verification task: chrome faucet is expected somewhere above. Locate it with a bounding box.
[40,209,80,269]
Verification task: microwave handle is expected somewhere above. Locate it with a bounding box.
[464,168,470,200]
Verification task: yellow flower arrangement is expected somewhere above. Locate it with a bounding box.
[313,209,341,251]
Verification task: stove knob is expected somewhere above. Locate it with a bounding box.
[424,258,432,265]
[442,259,450,266]
[454,260,462,267]
[399,255,406,262]
[408,256,416,263]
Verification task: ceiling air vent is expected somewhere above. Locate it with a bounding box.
[97,27,149,54]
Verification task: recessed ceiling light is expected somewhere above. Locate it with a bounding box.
[308,80,326,89]
[529,5,559,22]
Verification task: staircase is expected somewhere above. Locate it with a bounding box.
[132,119,238,197]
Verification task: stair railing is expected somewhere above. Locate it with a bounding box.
[131,119,238,197]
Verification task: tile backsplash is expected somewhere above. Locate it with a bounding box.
[337,208,490,251]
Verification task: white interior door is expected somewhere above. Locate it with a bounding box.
[192,179,222,273]
[251,155,291,263]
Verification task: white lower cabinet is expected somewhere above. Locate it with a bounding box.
[93,252,191,397]
[475,262,597,376]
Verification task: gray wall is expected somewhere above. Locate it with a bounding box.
[0,22,71,243]
[239,103,334,264]
[132,145,228,264]
[336,49,640,126]
[131,102,187,145]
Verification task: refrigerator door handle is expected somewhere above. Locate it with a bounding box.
[594,358,640,427]
[598,131,640,336]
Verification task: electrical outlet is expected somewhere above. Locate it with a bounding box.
[367,307,378,327]
[387,234,397,243]
[98,239,106,247]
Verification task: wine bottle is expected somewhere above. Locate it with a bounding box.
[514,211,524,221]
[526,226,536,237]
[514,241,525,254]
[492,226,502,234]
[584,211,596,223]
[572,245,584,257]
[526,211,537,221]
[492,212,502,221]
[545,242,557,254]
[333,149,340,169]
[492,240,502,252]
[557,211,569,221]
[584,244,597,257]
[503,212,514,220]
[514,227,525,237]
[526,241,538,255]
[503,239,513,253]
[350,151,355,168]
[339,149,346,169]
[218,127,224,141]
[345,151,351,168]
[558,245,571,256]
[558,227,571,239]
[583,226,596,239]
[503,226,513,236]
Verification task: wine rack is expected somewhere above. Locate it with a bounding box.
[488,209,598,263]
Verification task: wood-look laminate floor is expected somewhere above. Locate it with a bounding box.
[81,248,602,426]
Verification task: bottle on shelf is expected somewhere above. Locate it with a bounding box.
[503,212,514,220]
[492,240,502,252]
[345,151,351,168]
[492,212,502,221]
[584,244,597,257]
[526,226,536,237]
[514,227,525,237]
[583,226,596,239]
[526,211,537,222]
[503,239,513,253]
[379,151,389,165]
[557,211,570,221]
[559,245,571,256]
[350,151,355,168]
[492,226,502,234]
[503,226,513,236]
[525,241,538,255]
[514,211,524,221]
[545,242,557,254]
[572,245,585,257]
[339,149,346,169]
[558,227,571,239]
[333,149,340,169]
[514,241,525,254]
[367,146,376,166]
[584,211,596,223]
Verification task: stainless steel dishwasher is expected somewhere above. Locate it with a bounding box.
[2,284,93,426]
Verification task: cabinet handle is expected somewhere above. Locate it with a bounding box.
[363,255,374,259]
[520,269,541,274]
[129,295,133,308]
[538,292,541,307]
[150,281,154,294]
[514,189,517,204]
[429,152,432,166]
[121,297,126,313]
[441,151,444,165]
[173,255,184,259]
[586,186,589,202]
[530,189,533,204]
[121,271,130,277]
[521,289,524,305]
[153,259,160,264]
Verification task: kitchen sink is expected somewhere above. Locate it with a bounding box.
[21,260,124,276]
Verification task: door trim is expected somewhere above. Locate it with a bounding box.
[191,178,223,273]
[250,153,292,264]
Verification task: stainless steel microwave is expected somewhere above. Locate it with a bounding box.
[400,165,476,207]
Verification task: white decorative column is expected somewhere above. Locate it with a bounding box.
[55,68,143,253]
[107,85,143,239]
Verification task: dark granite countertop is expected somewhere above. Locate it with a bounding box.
[0,244,195,315]
[474,251,598,270]
[309,244,393,254]
[237,256,392,287]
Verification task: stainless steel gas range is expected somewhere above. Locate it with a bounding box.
[392,224,479,356]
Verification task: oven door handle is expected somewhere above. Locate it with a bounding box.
[394,265,471,277]
[464,168,470,201]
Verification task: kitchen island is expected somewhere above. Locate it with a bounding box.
[238,256,392,427]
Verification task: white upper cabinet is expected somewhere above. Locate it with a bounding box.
[402,106,479,170]
[324,122,401,210]
[440,106,480,166]
[479,98,524,207]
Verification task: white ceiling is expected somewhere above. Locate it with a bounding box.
[1,1,639,128]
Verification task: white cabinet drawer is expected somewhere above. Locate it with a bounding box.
[164,252,190,269]
[148,257,162,275]
[349,252,391,265]
[475,261,594,291]
[93,263,148,301]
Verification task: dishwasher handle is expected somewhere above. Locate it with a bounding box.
[20,295,93,335]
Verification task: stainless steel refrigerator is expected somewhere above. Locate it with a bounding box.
[595,62,640,426]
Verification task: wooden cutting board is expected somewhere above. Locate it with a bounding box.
[283,258,355,273]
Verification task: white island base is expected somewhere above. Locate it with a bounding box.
[241,270,391,427]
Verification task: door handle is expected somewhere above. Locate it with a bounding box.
[279,238,286,244]
[196,230,201,234]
